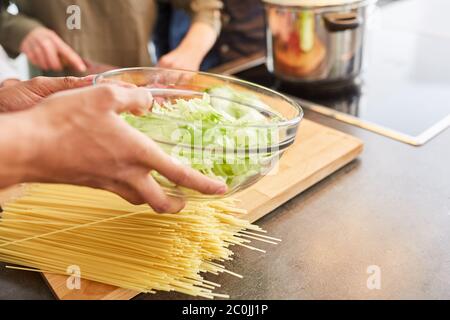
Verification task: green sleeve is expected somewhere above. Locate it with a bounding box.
[0,2,43,57]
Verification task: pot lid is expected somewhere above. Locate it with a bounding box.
[263,0,373,7]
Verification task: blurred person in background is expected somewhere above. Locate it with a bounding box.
[154,0,265,71]
[0,0,221,76]
[0,44,20,87]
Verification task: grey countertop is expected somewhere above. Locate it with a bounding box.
[140,111,450,300]
[1,108,449,300]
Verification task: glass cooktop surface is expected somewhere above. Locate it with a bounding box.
[234,0,450,145]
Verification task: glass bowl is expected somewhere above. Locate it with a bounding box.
[94,67,303,199]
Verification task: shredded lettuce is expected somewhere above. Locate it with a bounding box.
[122,86,282,192]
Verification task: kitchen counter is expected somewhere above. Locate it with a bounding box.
[1,107,449,300]
[143,110,450,300]
[1,0,449,300]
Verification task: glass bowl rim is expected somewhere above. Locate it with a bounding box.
[93,67,304,129]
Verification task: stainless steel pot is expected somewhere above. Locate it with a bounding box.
[264,0,376,86]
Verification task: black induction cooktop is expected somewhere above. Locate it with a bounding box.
[233,0,450,146]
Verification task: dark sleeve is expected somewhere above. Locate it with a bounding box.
[0,0,43,57]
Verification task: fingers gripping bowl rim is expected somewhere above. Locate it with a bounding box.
[94,67,303,199]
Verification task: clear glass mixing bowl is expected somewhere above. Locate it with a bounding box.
[94,67,303,199]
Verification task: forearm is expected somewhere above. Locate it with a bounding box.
[172,0,222,31]
[177,21,217,61]
[0,111,39,188]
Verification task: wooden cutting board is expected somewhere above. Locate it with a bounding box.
[0,119,363,300]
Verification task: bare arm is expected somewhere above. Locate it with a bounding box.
[0,86,227,213]
[157,0,222,70]
[158,21,217,70]
[0,76,93,112]
[0,110,39,187]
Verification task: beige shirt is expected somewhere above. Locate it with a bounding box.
[0,0,221,72]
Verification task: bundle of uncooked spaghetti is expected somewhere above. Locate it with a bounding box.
[0,184,278,298]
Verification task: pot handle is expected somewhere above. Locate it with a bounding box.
[323,12,361,32]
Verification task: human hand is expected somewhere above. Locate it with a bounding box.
[157,22,217,71]
[20,27,87,72]
[157,48,202,71]
[21,85,227,213]
[0,76,94,113]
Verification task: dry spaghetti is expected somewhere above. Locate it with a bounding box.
[0,184,279,298]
